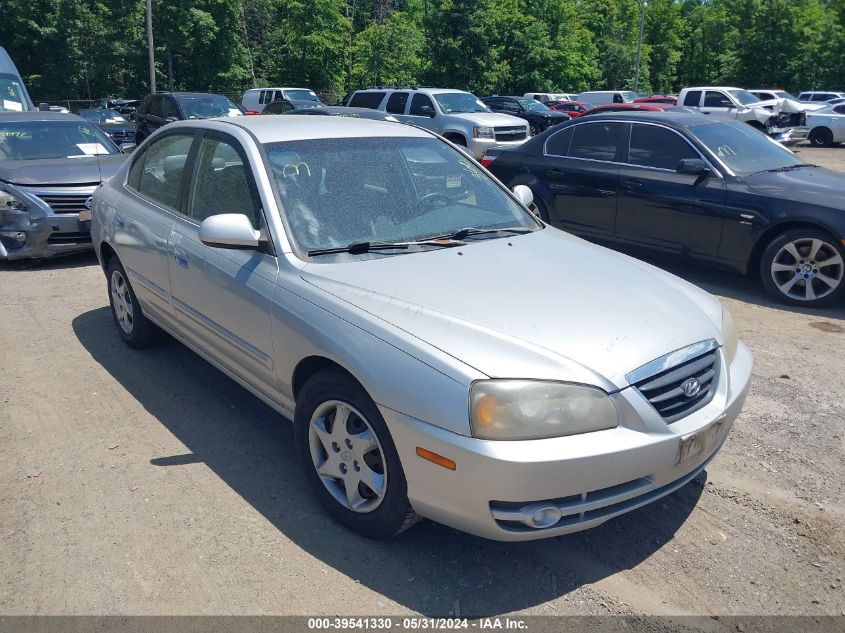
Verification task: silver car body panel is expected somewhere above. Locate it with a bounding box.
[91,116,752,540]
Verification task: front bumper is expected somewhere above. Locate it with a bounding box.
[0,184,95,260]
[769,126,810,146]
[466,136,528,160]
[381,342,752,541]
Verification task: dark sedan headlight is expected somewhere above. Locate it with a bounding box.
[470,380,619,440]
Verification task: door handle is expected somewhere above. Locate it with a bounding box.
[547,168,566,177]
[174,247,189,268]
[622,179,643,189]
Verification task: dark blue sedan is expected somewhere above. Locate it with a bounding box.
[485,112,845,307]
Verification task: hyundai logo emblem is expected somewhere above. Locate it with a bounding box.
[681,378,702,398]
[84,197,94,210]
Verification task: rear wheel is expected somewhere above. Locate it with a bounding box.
[106,257,161,347]
[529,122,541,136]
[809,127,834,147]
[294,369,419,538]
[760,229,845,306]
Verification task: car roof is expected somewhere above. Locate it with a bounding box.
[683,86,744,91]
[0,111,86,122]
[572,111,714,125]
[578,90,636,94]
[246,87,313,92]
[209,114,432,143]
[151,92,230,98]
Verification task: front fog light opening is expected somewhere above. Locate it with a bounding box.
[528,505,562,529]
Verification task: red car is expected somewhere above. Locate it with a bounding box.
[546,101,594,117]
[579,102,683,116]
[633,95,678,105]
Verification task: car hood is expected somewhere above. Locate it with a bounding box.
[301,229,723,388]
[744,167,845,210]
[0,155,126,186]
[450,112,528,127]
[752,98,825,114]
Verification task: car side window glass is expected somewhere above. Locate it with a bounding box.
[628,124,698,170]
[188,136,262,229]
[834,106,845,115]
[162,98,179,119]
[386,92,409,114]
[148,95,162,117]
[568,122,623,161]
[134,133,194,210]
[501,100,519,113]
[274,91,284,101]
[409,93,435,116]
[683,90,702,107]
[545,126,573,156]
[704,91,732,107]
[348,92,385,109]
[127,147,148,190]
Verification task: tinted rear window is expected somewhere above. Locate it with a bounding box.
[683,90,702,107]
[349,92,386,109]
[568,122,623,161]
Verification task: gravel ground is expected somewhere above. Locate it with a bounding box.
[0,148,843,618]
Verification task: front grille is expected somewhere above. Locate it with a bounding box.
[633,346,720,423]
[494,126,527,142]
[34,194,91,214]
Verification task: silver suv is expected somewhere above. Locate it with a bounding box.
[347,87,530,158]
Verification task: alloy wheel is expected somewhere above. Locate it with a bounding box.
[308,400,387,513]
[770,237,844,302]
[110,269,134,334]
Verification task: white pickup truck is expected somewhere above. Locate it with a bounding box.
[678,86,812,145]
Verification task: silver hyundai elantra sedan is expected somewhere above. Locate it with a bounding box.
[90,116,752,541]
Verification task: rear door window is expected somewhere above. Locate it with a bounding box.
[348,92,386,109]
[545,126,573,156]
[131,133,195,211]
[386,92,409,114]
[683,90,702,107]
[568,122,623,161]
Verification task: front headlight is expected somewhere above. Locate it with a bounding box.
[472,126,495,139]
[470,380,618,440]
[0,190,29,225]
[722,305,738,365]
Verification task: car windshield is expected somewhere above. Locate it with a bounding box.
[774,91,798,101]
[286,89,321,102]
[0,120,118,159]
[620,92,639,103]
[690,121,803,175]
[79,109,129,124]
[433,93,489,113]
[0,74,29,112]
[517,98,550,113]
[727,89,761,106]
[264,136,538,256]
[177,95,243,119]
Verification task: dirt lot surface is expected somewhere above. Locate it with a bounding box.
[1,147,844,618]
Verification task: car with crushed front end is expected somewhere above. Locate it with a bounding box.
[484,112,845,307]
[0,111,126,260]
[90,115,751,541]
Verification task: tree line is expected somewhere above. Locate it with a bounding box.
[1,0,843,103]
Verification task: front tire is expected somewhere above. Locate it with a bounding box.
[760,229,845,306]
[809,127,834,147]
[294,369,419,538]
[106,257,161,347]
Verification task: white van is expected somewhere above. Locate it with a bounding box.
[575,90,639,105]
[0,47,34,112]
[524,92,576,103]
[241,87,323,113]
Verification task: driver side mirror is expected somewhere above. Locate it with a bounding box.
[512,184,534,207]
[119,143,136,153]
[199,214,261,249]
[416,105,435,117]
[165,116,179,123]
[676,158,712,177]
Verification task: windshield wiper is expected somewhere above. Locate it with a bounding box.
[447,226,533,240]
[308,238,465,257]
[756,163,819,174]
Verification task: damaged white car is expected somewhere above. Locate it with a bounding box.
[0,112,126,260]
[678,87,815,145]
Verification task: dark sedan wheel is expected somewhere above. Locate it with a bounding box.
[760,229,845,306]
[294,368,419,538]
[529,122,541,136]
[809,127,834,147]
